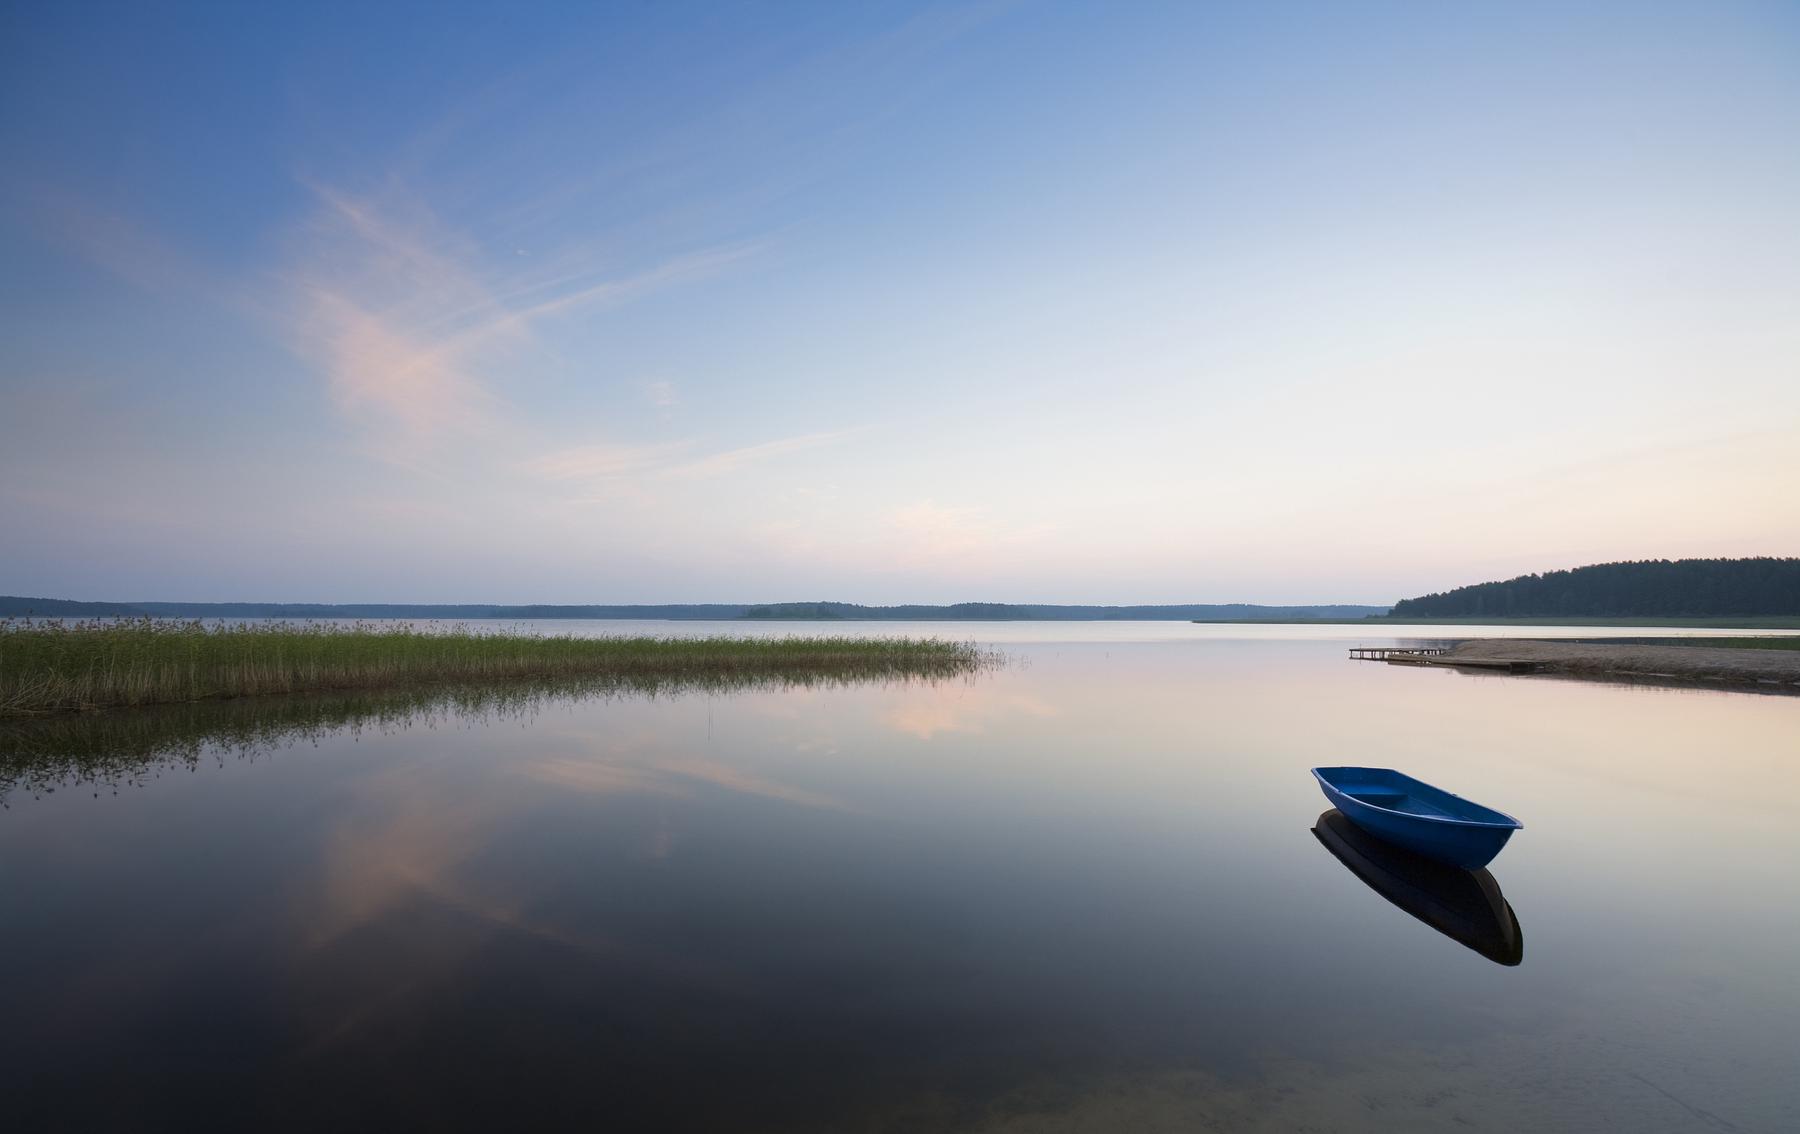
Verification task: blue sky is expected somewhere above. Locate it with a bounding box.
[3,0,1798,604]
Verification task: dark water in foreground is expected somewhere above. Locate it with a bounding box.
[3,626,1797,1132]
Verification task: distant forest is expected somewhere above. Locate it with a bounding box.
[1389,558,1800,618]
[0,599,755,620]
[739,602,1386,620]
[0,597,1389,621]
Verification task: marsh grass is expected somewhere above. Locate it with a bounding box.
[0,619,993,717]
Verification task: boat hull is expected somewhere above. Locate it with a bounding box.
[1312,767,1520,869]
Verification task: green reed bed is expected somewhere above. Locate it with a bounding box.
[0,619,992,716]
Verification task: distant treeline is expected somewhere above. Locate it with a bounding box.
[1389,558,1800,618]
[0,598,754,619]
[0,596,1389,621]
[738,602,1388,620]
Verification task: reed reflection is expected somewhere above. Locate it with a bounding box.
[0,669,986,807]
[1313,808,1524,966]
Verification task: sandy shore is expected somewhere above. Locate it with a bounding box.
[1441,639,1800,690]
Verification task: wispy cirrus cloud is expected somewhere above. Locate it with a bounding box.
[298,287,497,442]
[883,499,1060,568]
[527,427,867,490]
[664,428,868,480]
[526,440,698,482]
[22,189,227,304]
[285,183,760,456]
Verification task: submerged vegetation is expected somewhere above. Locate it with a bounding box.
[0,620,993,717]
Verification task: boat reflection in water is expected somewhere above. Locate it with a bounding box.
[1313,808,1524,966]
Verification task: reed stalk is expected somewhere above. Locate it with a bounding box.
[0,619,992,717]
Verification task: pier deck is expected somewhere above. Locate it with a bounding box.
[1348,645,1541,672]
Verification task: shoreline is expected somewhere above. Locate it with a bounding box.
[1387,639,1800,693]
[1212,615,1800,629]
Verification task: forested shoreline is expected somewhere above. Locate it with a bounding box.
[0,597,1388,621]
[1390,558,1800,618]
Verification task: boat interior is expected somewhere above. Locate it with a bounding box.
[1339,785,1462,819]
[1315,766,1520,827]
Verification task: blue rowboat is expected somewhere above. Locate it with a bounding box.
[1311,766,1522,869]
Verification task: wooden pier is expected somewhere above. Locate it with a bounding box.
[1348,646,1450,661]
[1349,645,1541,673]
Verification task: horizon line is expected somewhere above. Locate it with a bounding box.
[0,595,1395,610]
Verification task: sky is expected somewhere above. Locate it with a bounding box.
[2,0,1798,605]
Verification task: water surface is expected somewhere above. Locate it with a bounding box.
[3,625,1796,1131]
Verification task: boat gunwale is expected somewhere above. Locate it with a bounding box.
[1311,767,1524,831]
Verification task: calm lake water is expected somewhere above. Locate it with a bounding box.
[3,623,1797,1132]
